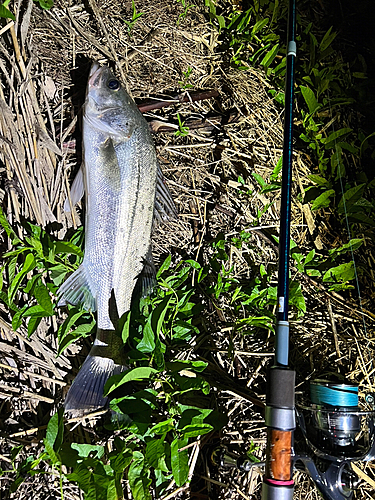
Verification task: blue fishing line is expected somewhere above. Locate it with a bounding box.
[310,381,358,407]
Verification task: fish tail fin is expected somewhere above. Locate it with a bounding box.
[57,264,96,312]
[64,351,127,416]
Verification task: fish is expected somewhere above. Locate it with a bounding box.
[58,62,176,415]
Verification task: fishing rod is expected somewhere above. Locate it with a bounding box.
[211,0,375,498]
[261,0,296,496]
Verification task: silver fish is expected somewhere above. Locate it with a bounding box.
[59,63,175,415]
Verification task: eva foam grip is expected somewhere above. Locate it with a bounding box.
[266,367,295,408]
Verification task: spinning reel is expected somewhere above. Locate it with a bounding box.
[211,380,375,500]
[295,379,375,500]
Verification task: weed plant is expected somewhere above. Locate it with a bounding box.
[1,0,374,498]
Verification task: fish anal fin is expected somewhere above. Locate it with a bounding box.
[57,264,96,312]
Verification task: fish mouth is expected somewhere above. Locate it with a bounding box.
[88,62,104,88]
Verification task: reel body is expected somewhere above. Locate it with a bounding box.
[295,380,375,499]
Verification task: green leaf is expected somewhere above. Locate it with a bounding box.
[57,319,95,355]
[337,183,365,214]
[119,310,131,343]
[300,86,320,114]
[171,438,189,487]
[137,318,155,353]
[35,0,54,9]
[71,443,105,459]
[319,26,336,53]
[110,448,133,472]
[166,360,208,373]
[150,418,175,435]
[251,17,269,36]
[323,262,355,283]
[145,438,165,469]
[321,128,352,147]
[44,408,64,464]
[104,367,158,395]
[27,317,42,337]
[311,189,335,210]
[0,4,15,21]
[180,423,213,438]
[128,451,152,500]
[23,304,53,318]
[54,240,83,257]
[328,239,363,256]
[8,253,36,302]
[260,44,279,68]
[252,172,267,189]
[308,174,329,186]
[34,282,53,315]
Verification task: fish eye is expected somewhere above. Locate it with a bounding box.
[108,79,120,91]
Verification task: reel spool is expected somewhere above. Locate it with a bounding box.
[297,379,375,462]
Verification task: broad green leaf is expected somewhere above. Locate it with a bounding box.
[57,318,95,355]
[337,183,365,214]
[23,304,53,318]
[43,438,59,465]
[150,418,175,436]
[305,250,315,265]
[145,438,165,469]
[34,282,53,315]
[0,4,15,20]
[300,85,320,114]
[49,264,69,286]
[128,451,151,500]
[27,317,42,337]
[137,319,155,353]
[171,438,189,487]
[71,443,105,459]
[311,189,335,210]
[260,44,279,68]
[104,367,157,395]
[166,360,208,373]
[44,408,64,464]
[323,262,355,283]
[54,240,83,257]
[308,174,329,186]
[110,448,133,472]
[36,0,54,9]
[180,423,213,438]
[119,310,131,343]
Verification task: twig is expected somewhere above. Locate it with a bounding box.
[138,90,219,113]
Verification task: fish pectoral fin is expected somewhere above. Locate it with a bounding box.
[153,164,178,226]
[57,264,96,312]
[64,166,85,212]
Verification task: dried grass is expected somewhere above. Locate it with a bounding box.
[0,0,374,498]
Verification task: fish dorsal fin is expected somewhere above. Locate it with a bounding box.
[154,165,178,225]
[64,166,84,212]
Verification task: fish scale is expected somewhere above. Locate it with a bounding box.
[58,63,174,415]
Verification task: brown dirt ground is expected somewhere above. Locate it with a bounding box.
[0,0,375,498]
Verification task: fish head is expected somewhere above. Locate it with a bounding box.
[84,63,137,141]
